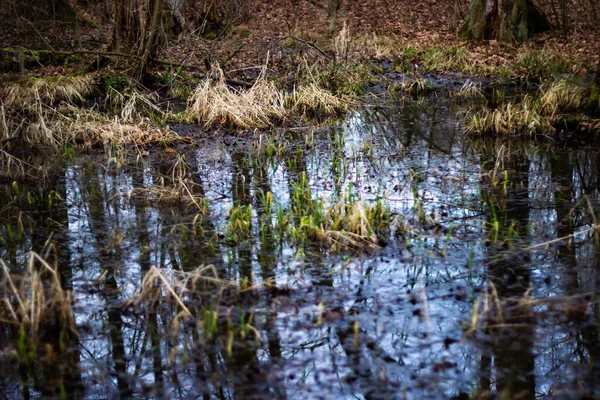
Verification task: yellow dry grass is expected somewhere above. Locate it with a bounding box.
[188,65,286,128]
[2,75,94,108]
[539,79,589,116]
[1,253,76,336]
[292,82,348,115]
[465,96,553,136]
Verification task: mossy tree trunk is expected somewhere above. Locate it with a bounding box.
[459,0,550,43]
[596,44,600,87]
[326,0,343,34]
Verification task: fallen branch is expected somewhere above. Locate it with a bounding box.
[0,136,19,145]
[278,35,332,59]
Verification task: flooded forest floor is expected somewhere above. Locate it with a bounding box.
[1,1,600,399]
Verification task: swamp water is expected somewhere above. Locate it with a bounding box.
[1,95,600,399]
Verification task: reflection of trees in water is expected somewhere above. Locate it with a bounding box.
[547,149,600,397]
[5,121,600,398]
[478,147,536,399]
[0,160,84,399]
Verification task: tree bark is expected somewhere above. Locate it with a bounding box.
[135,0,164,80]
[111,0,141,53]
[460,0,549,43]
[596,43,600,87]
[326,0,343,34]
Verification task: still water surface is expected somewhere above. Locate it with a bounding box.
[1,96,599,399]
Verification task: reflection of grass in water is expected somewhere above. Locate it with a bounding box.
[125,265,264,350]
[389,78,434,98]
[1,250,77,371]
[128,155,209,211]
[1,253,76,336]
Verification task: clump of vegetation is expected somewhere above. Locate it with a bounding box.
[282,174,393,250]
[587,85,600,112]
[539,79,589,115]
[292,83,349,115]
[1,253,76,337]
[226,204,253,242]
[514,48,584,82]
[2,74,94,108]
[188,66,286,128]
[188,61,357,128]
[298,59,379,99]
[464,95,553,136]
[423,46,471,72]
[103,84,164,123]
[355,33,401,58]
[331,62,380,96]
[299,196,392,250]
[465,78,594,137]
[452,79,485,100]
[390,78,435,98]
[0,73,181,149]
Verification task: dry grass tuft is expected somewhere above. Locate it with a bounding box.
[106,87,163,123]
[539,79,589,116]
[424,46,471,72]
[1,253,76,336]
[332,22,351,62]
[0,74,178,149]
[354,34,401,58]
[2,75,94,108]
[292,83,349,115]
[464,96,553,136]
[188,65,286,128]
[390,78,434,97]
[453,80,485,100]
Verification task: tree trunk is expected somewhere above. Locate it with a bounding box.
[135,0,164,80]
[460,0,549,43]
[327,0,343,34]
[111,0,141,53]
[165,0,186,34]
[596,43,600,87]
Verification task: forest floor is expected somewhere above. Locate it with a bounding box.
[1,0,598,84]
[0,0,599,153]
